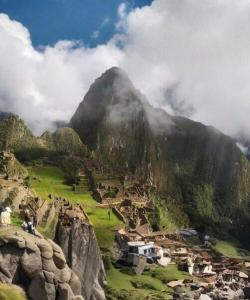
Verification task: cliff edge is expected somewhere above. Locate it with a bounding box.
[55,221,106,300]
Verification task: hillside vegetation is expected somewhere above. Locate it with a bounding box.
[0,114,88,161]
[0,284,27,300]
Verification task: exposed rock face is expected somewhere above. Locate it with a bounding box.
[70,67,250,244]
[55,221,106,300]
[0,228,84,300]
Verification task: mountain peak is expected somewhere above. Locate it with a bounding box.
[90,66,134,95]
[100,66,129,80]
[70,67,144,149]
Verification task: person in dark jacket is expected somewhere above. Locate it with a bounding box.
[24,209,35,234]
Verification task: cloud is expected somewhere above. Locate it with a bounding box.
[91,17,110,39]
[117,0,250,139]
[117,3,128,19]
[236,142,249,155]
[1,0,250,141]
[0,13,123,134]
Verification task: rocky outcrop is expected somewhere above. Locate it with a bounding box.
[55,221,106,300]
[0,227,84,300]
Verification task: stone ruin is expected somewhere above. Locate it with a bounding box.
[50,194,89,227]
[84,162,152,230]
[73,174,88,194]
[18,193,90,233]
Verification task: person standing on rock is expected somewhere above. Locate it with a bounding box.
[0,207,12,226]
[23,209,35,234]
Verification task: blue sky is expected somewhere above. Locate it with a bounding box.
[0,0,152,47]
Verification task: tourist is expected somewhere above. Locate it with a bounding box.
[0,207,12,226]
[23,209,35,235]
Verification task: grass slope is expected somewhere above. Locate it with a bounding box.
[0,284,27,300]
[214,240,250,260]
[106,264,189,299]
[28,165,122,249]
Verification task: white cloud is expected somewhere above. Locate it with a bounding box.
[237,142,249,154]
[91,17,110,39]
[0,14,122,134]
[117,3,127,19]
[1,0,250,140]
[117,0,250,139]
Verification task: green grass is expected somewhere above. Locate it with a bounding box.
[148,194,188,232]
[106,265,172,300]
[11,213,23,227]
[28,165,122,249]
[147,264,190,283]
[214,240,250,259]
[0,284,27,300]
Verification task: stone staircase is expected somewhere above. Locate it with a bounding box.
[74,174,88,194]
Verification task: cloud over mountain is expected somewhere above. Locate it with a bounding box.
[1,1,250,139]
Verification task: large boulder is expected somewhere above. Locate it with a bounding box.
[0,227,83,300]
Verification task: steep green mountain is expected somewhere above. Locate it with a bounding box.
[40,127,88,156]
[71,67,250,244]
[0,115,88,161]
[0,114,40,152]
[0,151,28,178]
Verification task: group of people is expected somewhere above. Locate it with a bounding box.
[0,206,12,226]
[0,199,38,235]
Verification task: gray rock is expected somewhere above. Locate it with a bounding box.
[55,220,106,300]
[43,270,55,284]
[48,239,63,253]
[20,250,42,278]
[69,271,82,296]
[58,265,72,283]
[28,272,56,300]
[57,283,75,300]
[36,238,53,259]
[53,251,66,269]
[0,229,84,299]
[25,237,40,252]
